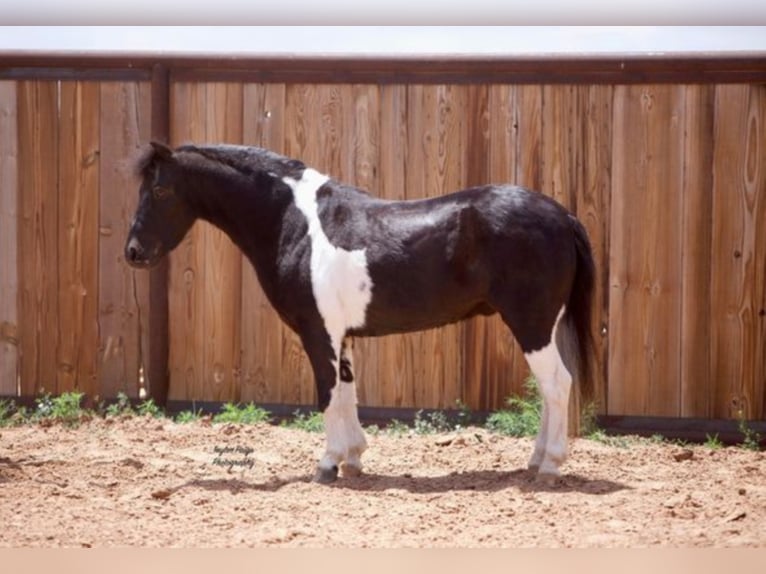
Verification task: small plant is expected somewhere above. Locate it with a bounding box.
[586,428,633,448]
[137,398,163,418]
[105,392,134,417]
[737,412,762,451]
[0,399,16,427]
[213,402,271,425]
[176,409,203,424]
[365,423,381,436]
[385,419,410,436]
[283,410,324,433]
[704,433,723,450]
[414,409,452,435]
[34,392,86,427]
[454,399,473,429]
[485,376,542,437]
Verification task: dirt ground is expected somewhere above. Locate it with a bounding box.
[1,416,764,548]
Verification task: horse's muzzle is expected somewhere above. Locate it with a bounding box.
[125,236,159,269]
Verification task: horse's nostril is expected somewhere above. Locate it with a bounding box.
[126,238,143,264]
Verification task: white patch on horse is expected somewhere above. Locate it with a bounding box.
[523,305,571,476]
[284,168,372,474]
[284,168,373,355]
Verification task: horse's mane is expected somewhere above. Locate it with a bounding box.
[134,143,308,181]
[177,144,307,180]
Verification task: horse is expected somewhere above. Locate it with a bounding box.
[125,141,595,484]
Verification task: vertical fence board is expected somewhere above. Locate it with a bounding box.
[711,85,766,420]
[609,85,685,416]
[56,81,100,397]
[680,85,715,418]
[240,83,288,404]
[18,80,59,397]
[201,82,243,402]
[0,81,18,395]
[168,82,207,401]
[578,85,613,413]
[99,81,151,400]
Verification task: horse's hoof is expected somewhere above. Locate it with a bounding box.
[341,463,363,478]
[527,463,540,474]
[535,471,562,487]
[313,465,339,484]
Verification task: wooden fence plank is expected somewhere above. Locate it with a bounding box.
[98,81,151,400]
[18,80,59,397]
[680,85,715,418]
[0,81,18,395]
[609,85,685,416]
[168,81,207,401]
[200,82,243,402]
[710,84,766,419]
[240,83,289,405]
[56,81,100,397]
[577,85,613,413]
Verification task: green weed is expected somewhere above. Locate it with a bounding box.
[137,398,163,418]
[737,412,762,451]
[105,392,134,417]
[704,433,723,450]
[413,409,452,435]
[35,392,87,427]
[0,399,17,427]
[176,409,203,424]
[213,402,271,425]
[485,376,541,437]
[282,410,324,433]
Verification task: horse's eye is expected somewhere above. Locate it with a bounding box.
[152,185,171,199]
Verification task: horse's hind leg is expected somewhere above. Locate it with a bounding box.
[522,307,572,478]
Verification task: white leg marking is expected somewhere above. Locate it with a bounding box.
[284,170,372,476]
[319,354,367,475]
[524,306,571,476]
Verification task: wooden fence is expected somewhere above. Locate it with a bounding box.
[0,54,765,422]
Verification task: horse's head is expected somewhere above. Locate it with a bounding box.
[125,142,196,269]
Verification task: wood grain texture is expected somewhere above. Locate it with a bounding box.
[0,81,18,395]
[18,80,59,397]
[56,81,100,397]
[577,85,613,414]
[710,84,766,419]
[609,85,685,417]
[680,85,715,418]
[240,83,289,405]
[98,81,151,400]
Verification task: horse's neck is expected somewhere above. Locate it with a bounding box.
[187,167,288,256]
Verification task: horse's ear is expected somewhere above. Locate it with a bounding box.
[150,141,174,161]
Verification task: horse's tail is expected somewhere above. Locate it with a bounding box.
[561,215,596,406]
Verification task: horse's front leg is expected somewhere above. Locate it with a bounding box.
[302,330,367,483]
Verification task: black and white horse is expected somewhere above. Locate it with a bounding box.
[126,142,595,483]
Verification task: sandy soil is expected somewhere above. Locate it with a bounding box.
[1,417,764,548]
